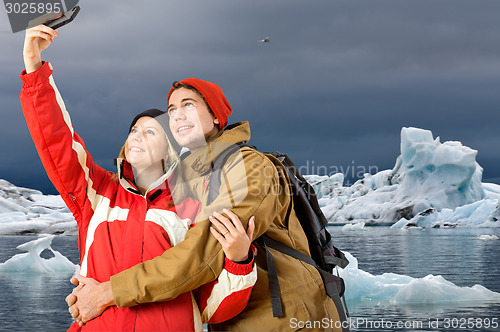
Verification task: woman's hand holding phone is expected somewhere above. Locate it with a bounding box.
[23,25,58,73]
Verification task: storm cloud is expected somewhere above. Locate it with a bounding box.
[1,0,500,193]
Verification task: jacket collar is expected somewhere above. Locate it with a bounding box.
[115,158,177,196]
[182,121,251,176]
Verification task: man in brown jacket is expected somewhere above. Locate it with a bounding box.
[68,78,344,331]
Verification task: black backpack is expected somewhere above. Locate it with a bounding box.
[207,142,350,328]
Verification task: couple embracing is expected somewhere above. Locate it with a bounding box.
[20,25,342,331]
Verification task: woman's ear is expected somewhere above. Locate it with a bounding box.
[214,118,220,125]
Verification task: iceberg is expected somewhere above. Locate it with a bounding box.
[1,126,499,232]
[0,235,78,273]
[0,179,76,235]
[477,234,499,241]
[342,222,366,232]
[307,127,500,228]
[338,252,500,304]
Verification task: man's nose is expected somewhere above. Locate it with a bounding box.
[173,107,187,120]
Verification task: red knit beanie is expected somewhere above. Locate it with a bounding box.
[167,78,232,129]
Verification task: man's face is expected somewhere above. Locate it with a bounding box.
[167,87,220,151]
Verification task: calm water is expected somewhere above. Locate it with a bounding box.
[0,235,78,332]
[0,227,499,331]
[329,226,500,332]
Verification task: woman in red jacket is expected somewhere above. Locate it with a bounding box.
[20,25,257,331]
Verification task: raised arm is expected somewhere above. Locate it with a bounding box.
[20,26,112,225]
[23,25,57,73]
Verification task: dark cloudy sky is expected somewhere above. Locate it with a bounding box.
[1,0,500,194]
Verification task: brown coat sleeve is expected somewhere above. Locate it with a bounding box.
[110,149,284,307]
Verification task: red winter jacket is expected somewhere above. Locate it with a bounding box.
[20,62,257,331]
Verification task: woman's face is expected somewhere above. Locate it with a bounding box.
[125,116,168,172]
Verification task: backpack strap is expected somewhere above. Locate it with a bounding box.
[261,234,349,329]
[256,236,284,317]
[267,153,350,271]
[206,143,349,328]
[206,142,254,206]
[261,234,318,271]
[260,235,346,300]
[327,245,350,269]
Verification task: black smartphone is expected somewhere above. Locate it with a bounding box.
[44,5,80,29]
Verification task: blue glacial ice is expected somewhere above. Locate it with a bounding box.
[0,235,78,273]
[339,252,500,304]
[1,126,499,233]
[0,179,76,235]
[2,234,497,306]
[341,222,367,232]
[306,127,500,228]
[0,126,499,305]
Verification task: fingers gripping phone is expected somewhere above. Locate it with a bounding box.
[44,5,80,29]
[8,0,80,32]
[28,5,80,30]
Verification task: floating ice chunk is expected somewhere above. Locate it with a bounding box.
[338,252,500,304]
[342,222,366,231]
[0,235,77,273]
[391,275,500,304]
[339,252,415,302]
[477,234,499,241]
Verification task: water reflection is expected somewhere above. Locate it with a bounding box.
[1,229,499,332]
[330,226,500,331]
[0,236,78,331]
